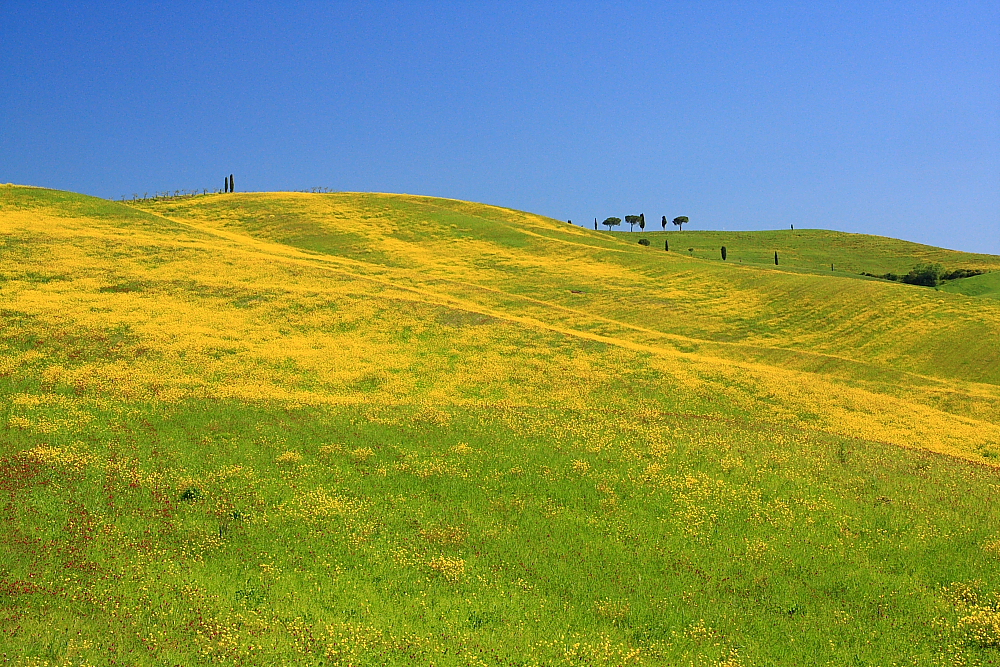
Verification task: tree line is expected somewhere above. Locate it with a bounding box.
[576,214,690,231]
[861,264,987,287]
[122,173,237,202]
[121,179,345,203]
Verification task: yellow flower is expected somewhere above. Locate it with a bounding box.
[427,556,465,583]
[275,451,302,465]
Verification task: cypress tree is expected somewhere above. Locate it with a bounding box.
[594,218,597,230]
[230,174,234,193]
[774,251,779,265]
[721,246,727,261]
[661,215,667,230]
[665,239,669,251]
[224,177,229,193]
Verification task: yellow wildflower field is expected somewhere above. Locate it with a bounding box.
[3,184,1000,665]
[4,187,998,460]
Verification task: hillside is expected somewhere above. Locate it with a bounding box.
[631,227,1000,276]
[4,185,1000,666]
[941,270,1000,300]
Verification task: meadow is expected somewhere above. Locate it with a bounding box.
[3,184,1000,666]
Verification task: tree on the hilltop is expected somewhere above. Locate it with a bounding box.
[672,216,689,231]
[602,217,621,231]
[625,215,639,232]
[230,174,235,193]
[224,177,229,193]
[661,215,667,230]
[594,218,598,230]
[639,213,645,231]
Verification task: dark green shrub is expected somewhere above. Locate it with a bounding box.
[942,268,986,281]
[638,238,650,246]
[902,263,945,287]
[861,272,902,281]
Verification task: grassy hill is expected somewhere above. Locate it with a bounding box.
[941,270,1000,300]
[4,185,1000,666]
[617,226,1000,276]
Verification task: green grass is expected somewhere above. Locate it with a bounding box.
[7,389,1000,666]
[623,227,1000,277]
[3,185,1000,666]
[940,270,1000,300]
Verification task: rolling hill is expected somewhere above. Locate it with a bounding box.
[3,185,1000,666]
[941,270,1000,300]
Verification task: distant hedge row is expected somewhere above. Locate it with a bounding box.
[861,263,988,287]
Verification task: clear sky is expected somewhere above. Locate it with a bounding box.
[3,1,998,253]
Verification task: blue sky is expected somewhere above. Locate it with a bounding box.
[2,1,997,253]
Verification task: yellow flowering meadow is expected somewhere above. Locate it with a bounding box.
[3,184,1000,666]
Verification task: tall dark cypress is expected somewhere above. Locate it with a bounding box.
[230,174,234,193]
[594,218,597,230]
[224,177,229,193]
[774,251,779,265]
[665,239,669,251]
[721,246,727,261]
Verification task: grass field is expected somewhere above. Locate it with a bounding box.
[619,227,1000,278]
[940,271,1000,300]
[3,185,1000,666]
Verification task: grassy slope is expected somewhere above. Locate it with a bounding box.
[4,186,1000,666]
[941,270,1000,300]
[629,227,1000,276]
